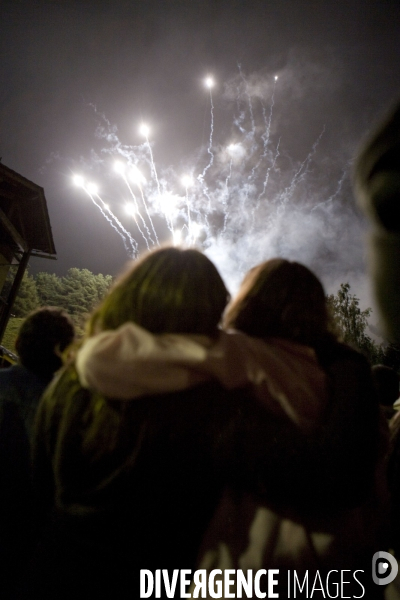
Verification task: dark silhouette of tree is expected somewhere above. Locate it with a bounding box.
[35,272,63,307]
[3,271,39,318]
[327,283,384,364]
[3,268,113,345]
[9,268,113,334]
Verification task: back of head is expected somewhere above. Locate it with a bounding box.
[372,364,400,406]
[224,258,329,347]
[88,246,229,337]
[16,307,75,379]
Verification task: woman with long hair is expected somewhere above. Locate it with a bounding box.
[225,258,332,350]
[194,258,387,599]
[225,258,384,497]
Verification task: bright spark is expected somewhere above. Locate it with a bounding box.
[73,174,85,187]
[114,161,126,174]
[159,192,179,217]
[274,75,278,81]
[173,230,182,245]
[125,203,136,216]
[226,142,246,161]
[181,175,193,188]
[190,222,202,239]
[139,123,150,137]
[205,77,214,89]
[130,165,146,186]
[86,182,98,195]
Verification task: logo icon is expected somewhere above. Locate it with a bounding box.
[372,551,398,585]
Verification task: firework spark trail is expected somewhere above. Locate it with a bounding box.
[225,158,233,191]
[280,126,326,207]
[256,138,281,206]
[95,193,138,256]
[195,180,211,214]
[252,137,281,233]
[86,190,137,257]
[159,200,175,236]
[191,205,204,230]
[228,75,278,232]
[262,76,278,150]
[185,188,193,246]
[249,78,278,193]
[197,78,215,210]
[234,111,246,134]
[238,64,255,136]
[136,183,160,245]
[249,76,279,205]
[151,175,175,235]
[185,188,192,240]
[311,168,348,213]
[221,159,233,235]
[233,76,246,134]
[73,174,138,257]
[90,104,122,149]
[205,87,215,174]
[182,179,205,238]
[87,191,121,233]
[122,176,153,249]
[203,213,211,239]
[181,176,206,244]
[72,72,357,293]
[145,139,161,196]
[141,133,177,236]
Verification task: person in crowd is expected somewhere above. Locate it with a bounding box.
[358,102,400,592]
[372,364,399,421]
[355,100,400,344]
[192,258,387,598]
[28,247,342,599]
[224,258,383,489]
[387,410,400,558]
[0,306,75,439]
[0,307,74,598]
[0,398,31,600]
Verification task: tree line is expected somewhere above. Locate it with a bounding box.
[3,268,400,372]
[326,282,400,372]
[4,268,113,334]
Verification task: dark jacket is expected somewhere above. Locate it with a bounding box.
[0,400,32,599]
[0,364,51,439]
[193,341,387,599]
[0,365,50,598]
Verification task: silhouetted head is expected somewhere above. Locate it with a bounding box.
[88,246,229,337]
[224,258,330,348]
[16,307,75,379]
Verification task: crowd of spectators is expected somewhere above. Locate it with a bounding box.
[0,99,400,599]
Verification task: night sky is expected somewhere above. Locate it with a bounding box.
[1,0,400,312]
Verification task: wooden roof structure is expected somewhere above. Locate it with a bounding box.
[0,162,57,341]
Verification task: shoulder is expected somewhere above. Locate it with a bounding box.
[0,396,28,453]
[0,364,47,390]
[319,340,371,372]
[320,342,377,409]
[0,365,27,403]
